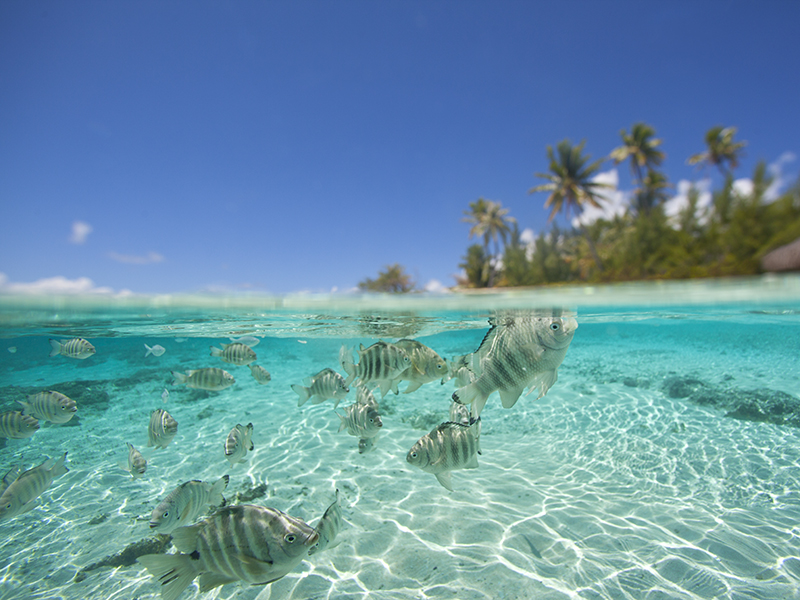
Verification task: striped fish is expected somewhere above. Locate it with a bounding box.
[308,489,342,556]
[149,475,230,534]
[337,384,382,440]
[292,368,349,408]
[137,504,319,600]
[406,419,481,491]
[125,442,147,479]
[148,409,178,449]
[0,465,23,497]
[449,401,471,425]
[171,368,235,391]
[19,391,77,424]
[0,410,39,439]
[224,423,254,466]
[339,341,411,398]
[210,342,257,366]
[390,339,448,394]
[441,353,477,387]
[48,338,95,359]
[358,436,377,454]
[452,314,578,418]
[0,452,69,521]
[248,364,271,384]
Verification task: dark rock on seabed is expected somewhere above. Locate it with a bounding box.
[73,534,172,582]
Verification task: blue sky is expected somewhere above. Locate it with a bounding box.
[1,1,798,295]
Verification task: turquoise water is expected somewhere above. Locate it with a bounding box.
[1,277,800,600]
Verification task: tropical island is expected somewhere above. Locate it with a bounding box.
[359,124,800,293]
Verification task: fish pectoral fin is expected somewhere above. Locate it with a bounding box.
[236,554,277,580]
[19,500,38,514]
[434,472,454,491]
[198,572,239,592]
[177,499,195,523]
[526,370,558,399]
[499,386,526,409]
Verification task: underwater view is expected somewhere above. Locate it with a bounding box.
[1,277,800,600]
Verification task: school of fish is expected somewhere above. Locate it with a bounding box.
[0,311,577,599]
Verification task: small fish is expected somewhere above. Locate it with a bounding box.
[172,368,235,391]
[390,339,448,394]
[224,423,254,466]
[0,411,40,439]
[358,436,377,454]
[309,489,342,556]
[292,368,349,408]
[229,336,260,348]
[7,347,17,353]
[149,475,230,534]
[210,343,257,366]
[406,419,481,491]
[148,409,178,449]
[248,364,271,384]
[452,313,578,418]
[124,442,147,478]
[339,341,411,398]
[175,337,187,343]
[19,391,77,424]
[441,354,477,387]
[49,338,95,359]
[0,453,69,521]
[145,344,166,357]
[449,401,471,426]
[337,384,382,440]
[138,504,319,597]
[161,388,170,403]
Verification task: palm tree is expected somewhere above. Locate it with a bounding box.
[462,198,515,286]
[633,169,672,215]
[529,139,611,271]
[358,264,415,293]
[687,126,747,177]
[610,122,665,187]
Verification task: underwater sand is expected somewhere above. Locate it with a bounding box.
[1,279,799,600]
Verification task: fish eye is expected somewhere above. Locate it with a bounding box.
[163,511,169,518]
[284,534,297,543]
[410,451,417,459]
[550,323,560,331]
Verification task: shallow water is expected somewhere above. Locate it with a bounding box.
[1,277,799,600]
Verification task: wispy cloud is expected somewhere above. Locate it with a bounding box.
[69,221,92,245]
[0,272,130,296]
[108,251,165,265]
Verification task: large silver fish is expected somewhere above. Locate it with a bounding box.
[125,442,147,479]
[0,453,69,521]
[339,341,410,398]
[149,476,229,534]
[48,338,95,359]
[308,489,342,556]
[138,504,319,600]
[224,423,254,466]
[210,342,257,366]
[337,384,382,440]
[0,410,39,439]
[452,313,578,418]
[171,368,235,391]
[406,419,481,491]
[292,368,349,408]
[248,364,271,384]
[148,409,179,449]
[19,390,77,424]
[390,339,448,394]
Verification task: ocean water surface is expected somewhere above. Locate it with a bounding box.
[1,276,799,600]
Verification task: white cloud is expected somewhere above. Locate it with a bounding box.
[573,169,629,228]
[0,272,130,295]
[663,178,713,225]
[108,251,164,265]
[424,279,449,293]
[69,221,92,245]
[765,151,797,201]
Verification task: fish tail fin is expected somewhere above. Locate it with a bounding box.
[138,553,198,600]
[209,475,230,506]
[452,384,488,419]
[49,452,69,478]
[209,346,222,357]
[144,344,153,357]
[292,384,310,407]
[49,339,61,357]
[336,411,347,432]
[17,399,30,414]
[171,371,187,385]
[339,345,355,378]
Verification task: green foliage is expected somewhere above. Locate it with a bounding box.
[688,125,747,176]
[458,244,490,288]
[358,264,415,293]
[462,198,515,286]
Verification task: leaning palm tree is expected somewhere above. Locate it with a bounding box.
[610,122,665,188]
[462,198,515,286]
[529,139,611,271]
[687,125,747,177]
